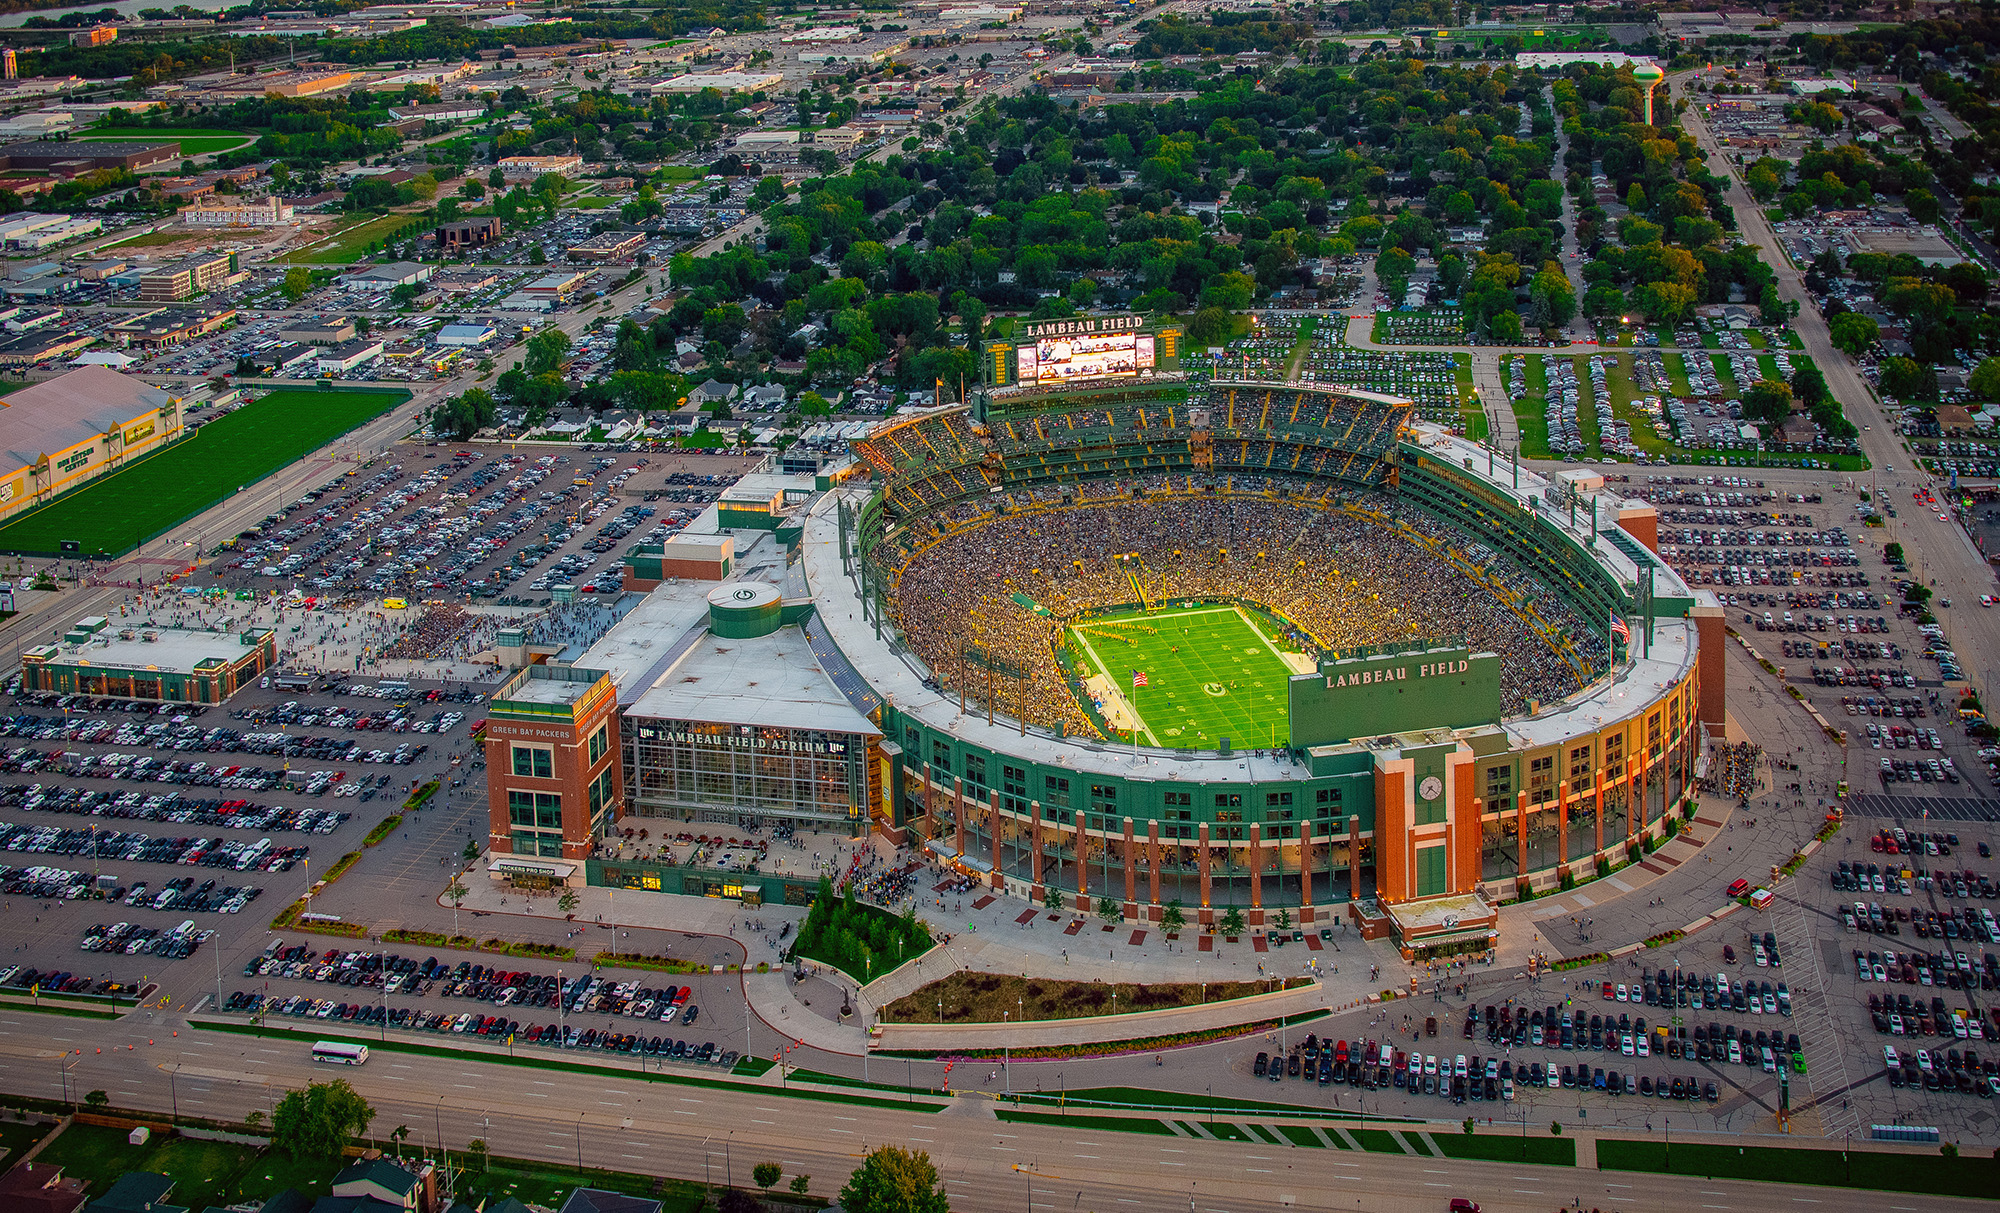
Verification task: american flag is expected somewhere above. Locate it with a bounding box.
[1610,614,1631,642]
[1132,669,1148,688]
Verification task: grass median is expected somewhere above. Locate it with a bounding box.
[1599,1138,1993,1199]
[191,1017,946,1113]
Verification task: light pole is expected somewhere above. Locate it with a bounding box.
[575,1111,585,1179]
[1002,1011,1010,1095]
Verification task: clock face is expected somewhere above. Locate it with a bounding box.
[1418,776,1443,802]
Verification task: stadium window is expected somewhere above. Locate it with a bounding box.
[1530,754,1554,805]
[904,726,920,756]
[1568,745,1592,783]
[1603,733,1624,769]
[508,790,561,830]
[1315,787,1342,804]
[1213,793,1242,809]
[588,724,609,766]
[511,745,553,780]
[1044,775,1071,807]
[1483,764,1512,807]
[963,753,988,798]
[1088,784,1117,814]
[1002,765,1028,814]
[1215,810,1242,823]
[1647,713,1663,758]
[1264,791,1293,807]
[931,740,952,775]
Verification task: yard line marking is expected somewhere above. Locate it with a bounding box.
[1248,1168,1273,1174]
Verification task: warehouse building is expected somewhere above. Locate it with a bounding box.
[106,306,236,350]
[0,140,177,171]
[0,366,184,526]
[20,616,277,702]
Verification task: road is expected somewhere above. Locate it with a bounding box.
[3,1004,1984,1213]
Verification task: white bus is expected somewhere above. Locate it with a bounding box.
[311,1040,369,1066]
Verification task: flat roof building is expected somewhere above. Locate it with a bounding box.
[0,140,176,171]
[138,252,237,302]
[279,317,357,346]
[21,616,277,702]
[177,196,295,226]
[106,306,235,350]
[566,232,644,261]
[484,664,622,871]
[437,216,501,251]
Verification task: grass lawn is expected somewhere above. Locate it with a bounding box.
[1347,1127,1407,1153]
[459,1154,709,1212]
[0,387,410,557]
[995,1109,1174,1134]
[107,231,203,249]
[1598,1139,1990,1199]
[0,1119,53,1168]
[1745,331,1768,349]
[86,127,256,156]
[675,430,733,449]
[1710,353,1741,398]
[1430,1132,1576,1166]
[879,972,1278,1024]
[658,165,704,182]
[33,1124,328,1207]
[1661,350,1693,396]
[1511,389,1551,460]
[283,212,431,265]
[1068,603,1296,748]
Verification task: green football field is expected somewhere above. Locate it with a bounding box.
[1068,605,1296,749]
[0,388,411,558]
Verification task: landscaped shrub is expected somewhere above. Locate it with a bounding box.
[791,876,932,982]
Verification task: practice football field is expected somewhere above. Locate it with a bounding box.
[1068,605,1295,749]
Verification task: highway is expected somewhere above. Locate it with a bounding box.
[1,1005,1984,1213]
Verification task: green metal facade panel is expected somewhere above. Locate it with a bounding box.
[887,705,1379,833]
[717,506,780,531]
[1287,648,1501,747]
[1416,842,1446,897]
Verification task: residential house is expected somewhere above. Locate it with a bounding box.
[0,1161,87,1213]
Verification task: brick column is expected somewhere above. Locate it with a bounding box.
[1074,809,1088,908]
[1146,819,1161,908]
[990,790,1003,889]
[1249,823,1263,910]
[1346,815,1361,902]
[1122,817,1136,910]
[1375,767,1407,902]
[1198,822,1212,909]
[954,776,966,857]
[1029,800,1043,889]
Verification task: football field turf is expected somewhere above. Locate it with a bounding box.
[1069,605,1295,749]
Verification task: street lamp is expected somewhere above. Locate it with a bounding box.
[575,1111,585,1179]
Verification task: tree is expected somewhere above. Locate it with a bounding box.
[445,880,468,909]
[1186,306,1233,347]
[1791,362,1829,407]
[389,1125,411,1158]
[1161,899,1187,932]
[1968,357,2000,400]
[797,391,830,417]
[83,1090,109,1112]
[1742,379,1794,428]
[1879,356,1936,400]
[1829,311,1878,356]
[1096,895,1120,924]
[1489,310,1523,343]
[281,267,313,304]
[838,1146,949,1213]
[1218,905,1246,936]
[1273,907,1292,931]
[271,1078,375,1160]
[1041,884,1063,911]
[558,888,580,915]
[1637,280,1697,325]
[1907,188,1939,225]
[754,1162,784,1191]
[525,328,572,375]
[791,1176,812,1196]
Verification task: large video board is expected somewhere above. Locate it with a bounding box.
[1015,316,1156,386]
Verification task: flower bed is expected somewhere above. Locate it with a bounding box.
[1552,951,1609,972]
[403,780,441,811]
[880,972,1284,1025]
[595,950,707,974]
[362,814,403,848]
[378,929,577,960]
[1643,929,1685,948]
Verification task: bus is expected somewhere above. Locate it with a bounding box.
[311,1040,369,1066]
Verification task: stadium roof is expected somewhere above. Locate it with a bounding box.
[0,365,176,478]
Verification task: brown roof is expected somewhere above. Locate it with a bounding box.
[0,1160,88,1213]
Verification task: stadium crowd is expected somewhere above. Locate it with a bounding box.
[885,485,1605,739]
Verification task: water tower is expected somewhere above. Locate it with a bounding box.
[1632,62,1665,125]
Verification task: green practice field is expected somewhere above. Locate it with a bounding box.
[0,388,410,557]
[82,127,257,156]
[1068,604,1297,748]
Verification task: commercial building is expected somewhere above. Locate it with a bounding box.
[137,253,238,302]
[496,154,583,179]
[436,216,501,251]
[629,71,784,97]
[484,664,623,876]
[339,261,433,291]
[386,101,486,122]
[0,140,177,172]
[278,317,357,346]
[20,616,277,702]
[69,24,117,46]
[106,307,236,350]
[566,232,644,261]
[0,213,99,249]
[316,339,384,375]
[520,271,588,301]
[0,330,91,366]
[435,322,496,346]
[177,196,295,226]
[0,366,183,525]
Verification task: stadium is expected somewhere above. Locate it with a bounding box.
[496,315,1725,961]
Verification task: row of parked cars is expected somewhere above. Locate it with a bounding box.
[1882,1043,2000,1096]
[0,823,304,873]
[221,989,739,1068]
[1251,1033,1725,1103]
[79,920,207,958]
[0,781,346,834]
